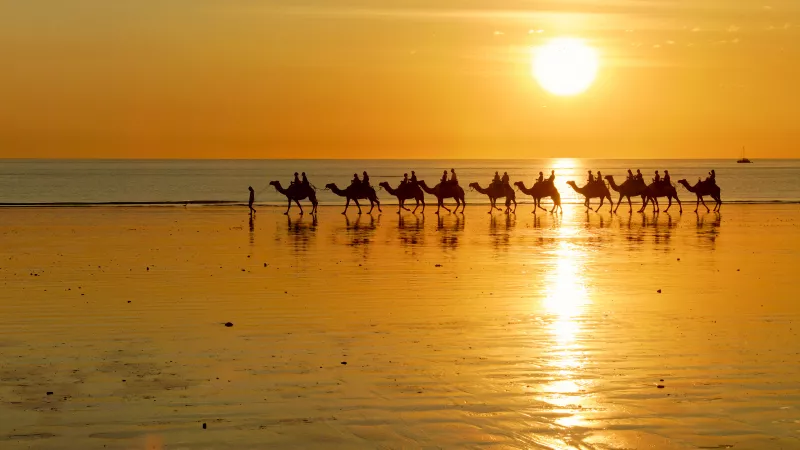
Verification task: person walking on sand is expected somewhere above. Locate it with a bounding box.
[248,186,256,213]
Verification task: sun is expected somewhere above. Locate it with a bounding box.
[532,38,599,96]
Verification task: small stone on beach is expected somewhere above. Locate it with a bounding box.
[224,322,233,327]
[341,361,347,365]
[657,289,662,293]
[46,391,53,395]
[202,423,207,429]
[435,264,442,267]
[657,384,665,389]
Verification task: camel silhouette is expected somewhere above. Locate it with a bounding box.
[379,181,425,214]
[325,183,381,215]
[469,182,517,214]
[566,180,613,213]
[514,180,562,214]
[269,181,318,215]
[604,175,647,214]
[678,179,722,212]
[641,182,682,213]
[418,180,466,214]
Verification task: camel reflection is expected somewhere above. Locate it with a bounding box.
[490,214,516,249]
[340,214,379,247]
[695,212,721,249]
[437,214,464,250]
[286,214,317,250]
[397,214,424,247]
[537,241,591,429]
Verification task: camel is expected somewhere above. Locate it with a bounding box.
[641,182,682,213]
[513,180,562,214]
[379,181,425,214]
[269,181,318,215]
[678,179,722,212]
[604,175,647,214]
[566,180,613,213]
[468,182,516,214]
[324,183,382,215]
[418,180,466,214]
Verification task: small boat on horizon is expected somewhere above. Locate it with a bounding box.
[737,147,752,164]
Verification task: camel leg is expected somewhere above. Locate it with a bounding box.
[342,198,350,215]
[627,196,633,214]
[459,198,466,213]
[295,199,304,215]
[676,196,682,213]
[595,197,604,213]
[665,197,672,212]
[355,199,363,214]
[608,196,614,213]
[700,196,709,213]
[285,198,291,215]
[435,200,441,215]
[694,196,700,213]
[366,199,374,214]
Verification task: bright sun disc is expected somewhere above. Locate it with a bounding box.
[532,38,599,96]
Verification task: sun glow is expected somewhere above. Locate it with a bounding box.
[532,38,599,96]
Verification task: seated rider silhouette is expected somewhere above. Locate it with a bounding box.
[596,171,603,183]
[410,171,418,186]
[663,170,671,185]
[537,171,544,184]
[351,173,361,187]
[440,170,448,185]
[635,169,643,182]
[627,169,634,181]
[301,172,310,187]
[706,169,716,184]
[362,171,370,187]
[493,171,501,187]
[587,170,594,185]
[654,170,661,184]
[501,172,510,187]
[450,169,458,185]
[292,172,300,186]
[401,173,409,186]
[548,170,555,183]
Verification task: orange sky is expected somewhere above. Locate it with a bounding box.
[1,1,799,159]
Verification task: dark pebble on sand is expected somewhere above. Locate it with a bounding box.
[660,379,664,382]
[202,423,207,429]
[46,391,53,395]
[435,264,442,267]
[127,301,131,303]
[657,289,662,293]
[146,267,149,271]
[341,361,347,365]
[657,385,665,389]
[224,322,233,327]
[264,263,267,267]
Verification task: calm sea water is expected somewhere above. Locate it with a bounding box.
[0,159,798,205]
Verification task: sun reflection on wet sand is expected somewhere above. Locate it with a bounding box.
[540,239,592,431]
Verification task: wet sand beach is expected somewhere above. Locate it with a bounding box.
[1,204,799,449]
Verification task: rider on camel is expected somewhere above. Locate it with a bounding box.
[362,171,370,187]
[450,169,458,185]
[501,172,510,186]
[292,172,300,186]
[596,171,603,183]
[301,172,310,187]
[654,170,661,184]
[410,171,418,186]
[351,173,361,187]
[493,171,501,187]
[441,170,448,184]
[636,169,643,182]
[548,170,555,182]
[627,169,634,181]
[663,170,671,185]
[537,171,544,184]
[587,170,594,185]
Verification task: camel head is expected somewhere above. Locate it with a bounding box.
[513,181,524,189]
[324,183,337,190]
[468,182,480,190]
[677,179,691,187]
[566,180,578,188]
[378,181,390,189]
[269,180,279,187]
[604,175,614,182]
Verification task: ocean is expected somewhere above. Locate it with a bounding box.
[0,159,798,206]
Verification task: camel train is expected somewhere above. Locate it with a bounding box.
[268,169,720,215]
